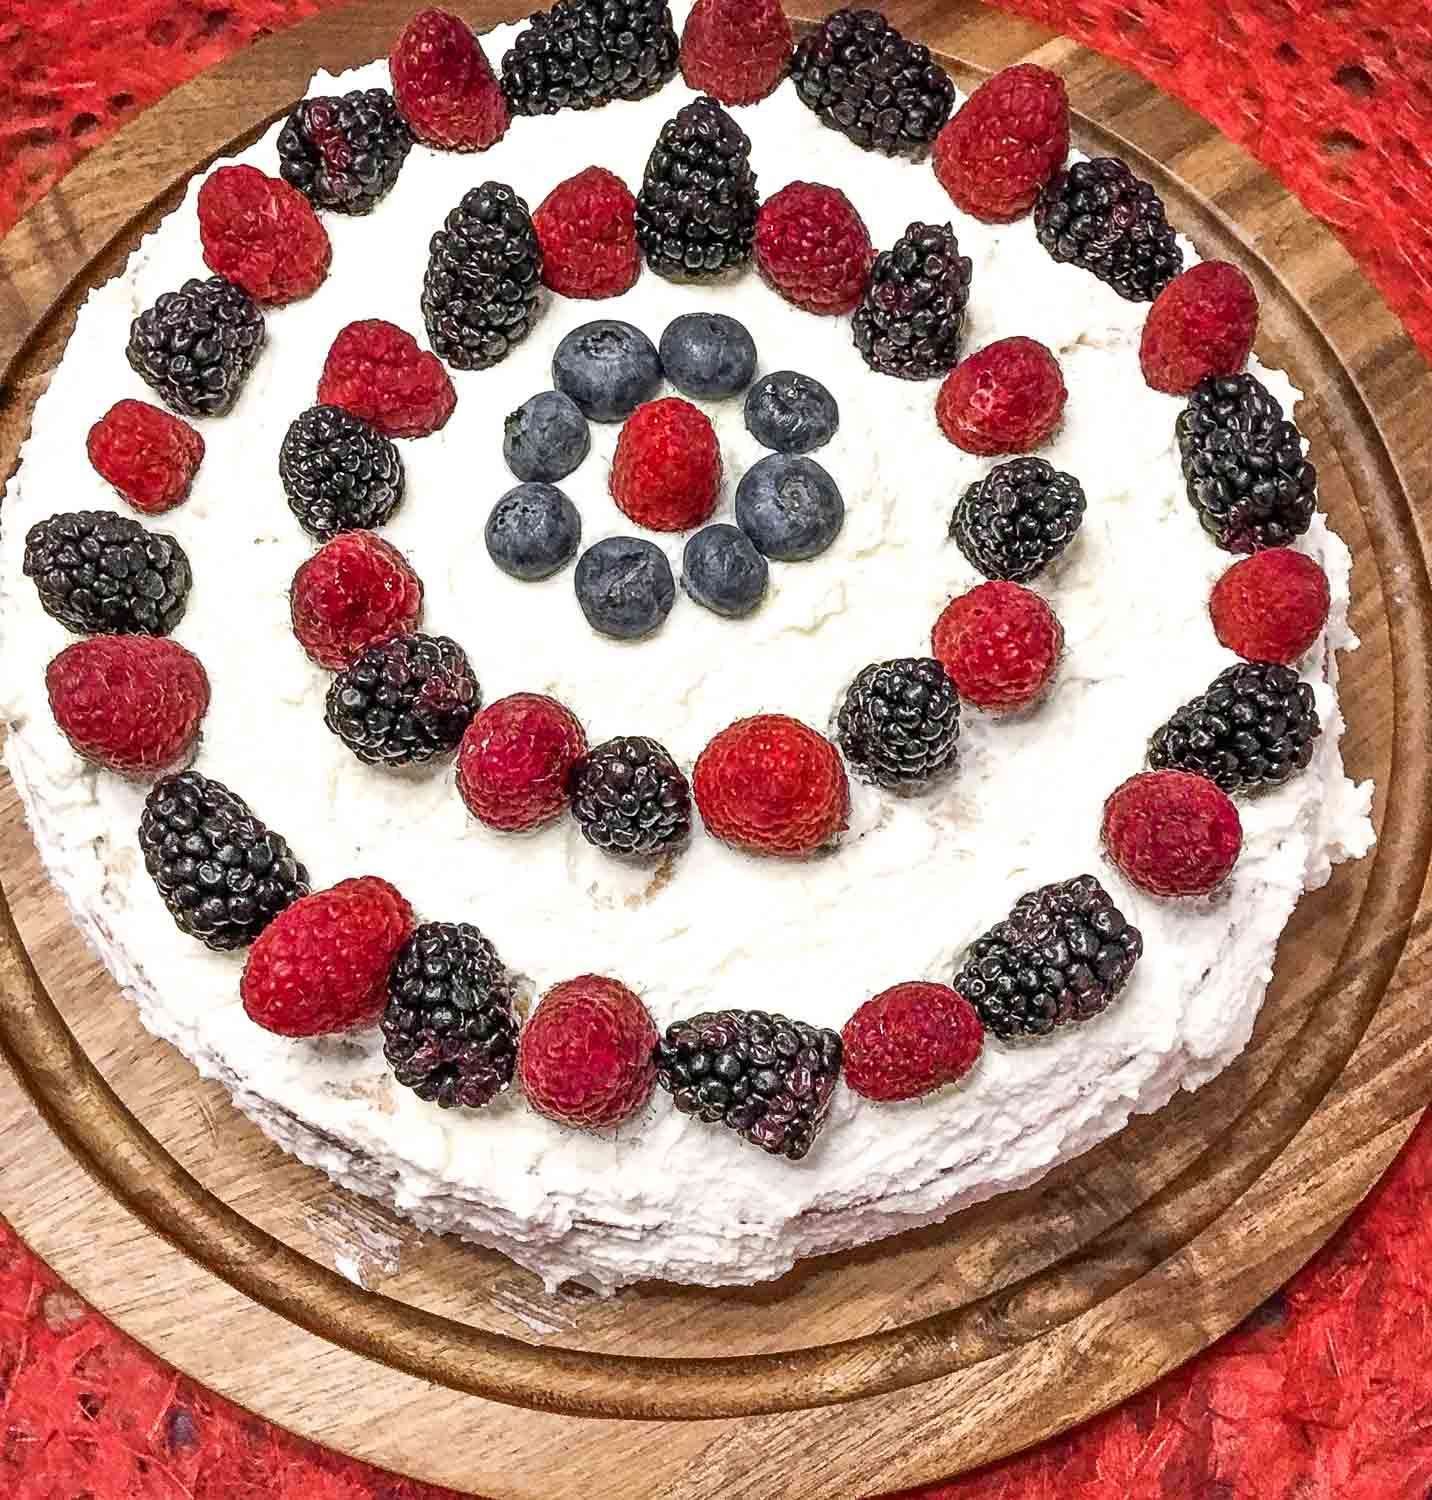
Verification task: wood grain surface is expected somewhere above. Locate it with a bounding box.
[3,2,1432,1496]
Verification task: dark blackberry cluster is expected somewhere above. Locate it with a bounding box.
[851,222,972,379]
[1176,374,1318,554]
[836,657,961,791]
[421,182,544,371]
[277,88,412,214]
[790,8,955,159]
[278,405,405,539]
[1148,661,1321,794]
[568,736,691,858]
[1033,157,1182,302]
[139,771,309,951]
[23,511,191,637]
[635,95,759,281]
[126,276,265,419]
[954,876,1143,1041]
[950,457,1086,583]
[324,634,480,766]
[654,1009,843,1160]
[381,922,518,1110]
[499,0,679,115]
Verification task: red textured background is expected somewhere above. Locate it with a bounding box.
[4,2,1432,1497]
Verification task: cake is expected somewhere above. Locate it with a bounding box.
[0,0,1374,1293]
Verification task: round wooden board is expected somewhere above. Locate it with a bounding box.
[4,2,1432,1495]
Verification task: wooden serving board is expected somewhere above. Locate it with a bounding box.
[3,3,1432,1495]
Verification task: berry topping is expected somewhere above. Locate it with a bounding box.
[734,453,844,561]
[654,1008,843,1159]
[382,921,518,1109]
[139,771,310,951]
[240,876,414,1038]
[1102,769,1243,898]
[277,88,412,214]
[743,370,839,454]
[279,404,405,539]
[836,657,961,791]
[86,400,204,515]
[842,982,983,1102]
[422,182,544,371]
[679,0,792,106]
[753,181,873,315]
[127,275,265,419]
[503,390,590,482]
[290,530,424,671]
[24,510,191,637]
[552,319,662,422]
[933,63,1069,222]
[610,397,722,532]
[196,165,332,305]
[949,456,1086,582]
[931,580,1063,712]
[574,536,676,639]
[694,714,849,856]
[681,523,769,618]
[659,312,756,400]
[568,735,692,857]
[936,337,1067,456]
[318,320,456,439]
[46,635,210,775]
[325,633,480,766]
[1140,261,1259,395]
[457,692,587,831]
[532,166,640,300]
[853,222,972,380]
[1209,547,1331,664]
[390,9,510,151]
[486,482,583,581]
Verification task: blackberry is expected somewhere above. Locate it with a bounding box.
[568,736,691,857]
[790,8,955,159]
[421,182,544,371]
[278,405,404,540]
[950,457,1086,582]
[635,95,759,281]
[1034,157,1182,302]
[1148,661,1321,794]
[23,511,191,636]
[836,657,961,791]
[126,275,264,418]
[1176,374,1318,554]
[139,771,309,951]
[499,0,678,116]
[381,922,517,1110]
[954,875,1143,1041]
[851,222,972,380]
[654,1009,843,1160]
[277,88,412,214]
[324,633,480,766]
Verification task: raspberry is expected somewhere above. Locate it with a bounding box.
[390,8,510,151]
[196,165,332,306]
[931,580,1062,711]
[680,0,792,106]
[935,337,1066,455]
[46,635,210,774]
[933,64,1069,222]
[317,320,456,439]
[457,692,587,831]
[1209,547,1331,665]
[610,397,721,532]
[290,532,424,671]
[86,400,204,515]
[532,167,640,300]
[754,181,872,315]
[517,974,658,1128]
[842,982,983,1102]
[240,876,414,1037]
[1140,261,1259,395]
[693,714,849,857]
[1102,769,1243,898]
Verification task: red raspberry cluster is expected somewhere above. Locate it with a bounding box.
[197,164,332,305]
[290,531,425,670]
[679,0,793,106]
[610,397,722,532]
[87,399,204,515]
[390,7,509,151]
[533,166,640,300]
[318,319,456,439]
[754,182,873,315]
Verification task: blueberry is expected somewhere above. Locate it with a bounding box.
[552,320,662,422]
[682,524,769,618]
[486,483,582,581]
[575,536,676,638]
[503,391,590,482]
[734,454,844,561]
[744,371,839,454]
[659,312,757,400]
